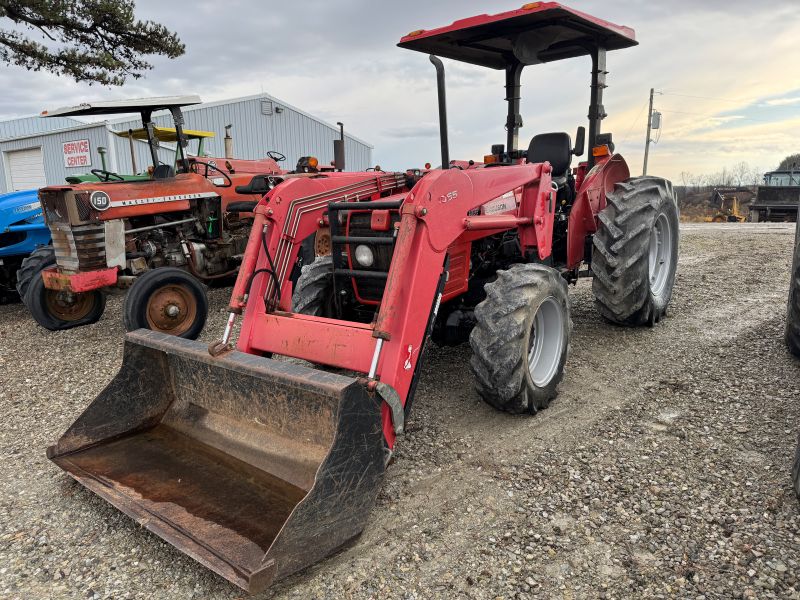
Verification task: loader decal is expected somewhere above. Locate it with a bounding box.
[12,201,42,214]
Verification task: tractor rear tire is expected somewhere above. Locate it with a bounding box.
[469,263,571,414]
[124,268,208,339]
[292,256,335,316]
[25,272,105,331]
[592,176,679,326]
[786,218,800,357]
[15,245,55,301]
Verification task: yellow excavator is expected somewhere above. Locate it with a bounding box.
[706,189,745,222]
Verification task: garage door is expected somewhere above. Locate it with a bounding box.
[6,147,47,191]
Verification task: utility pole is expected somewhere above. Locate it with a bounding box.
[643,87,655,176]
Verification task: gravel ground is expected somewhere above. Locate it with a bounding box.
[1,222,799,599]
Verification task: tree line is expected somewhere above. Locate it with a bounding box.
[678,153,799,199]
[678,162,762,197]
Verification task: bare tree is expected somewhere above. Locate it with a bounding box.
[732,161,750,186]
[750,165,762,186]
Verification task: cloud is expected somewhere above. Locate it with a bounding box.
[0,0,799,182]
[708,115,745,124]
[761,96,800,107]
[383,124,440,139]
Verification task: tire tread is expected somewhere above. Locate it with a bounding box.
[469,263,571,414]
[592,177,679,326]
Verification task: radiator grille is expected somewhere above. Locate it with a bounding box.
[346,211,399,303]
[40,190,70,225]
[51,223,106,271]
[75,192,94,221]
[39,190,98,225]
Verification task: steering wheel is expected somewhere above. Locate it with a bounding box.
[267,151,286,162]
[190,161,233,187]
[91,169,125,182]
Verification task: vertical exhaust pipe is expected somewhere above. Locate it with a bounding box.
[429,55,450,169]
[127,130,138,174]
[333,122,346,172]
[224,124,234,159]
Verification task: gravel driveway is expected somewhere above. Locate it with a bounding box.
[1,222,799,599]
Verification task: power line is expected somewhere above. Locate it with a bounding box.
[658,108,774,123]
[661,91,749,103]
[661,91,800,111]
[653,121,663,144]
[619,99,649,144]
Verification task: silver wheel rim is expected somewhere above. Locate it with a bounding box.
[527,296,565,387]
[649,213,672,297]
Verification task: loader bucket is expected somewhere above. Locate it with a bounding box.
[47,330,386,594]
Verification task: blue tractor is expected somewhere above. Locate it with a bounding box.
[0,189,52,303]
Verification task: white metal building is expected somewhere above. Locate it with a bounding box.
[0,93,373,194]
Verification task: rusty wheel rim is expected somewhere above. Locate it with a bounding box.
[44,290,95,322]
[145,284,197,335]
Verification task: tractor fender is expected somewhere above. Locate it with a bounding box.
[566,154,630,269]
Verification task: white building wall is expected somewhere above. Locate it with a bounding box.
[0,123,113,194]
[111,94,373,172]
[0,93,373,193]
[0,115,81,140]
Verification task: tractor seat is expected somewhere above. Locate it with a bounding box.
[152,164,175,180]
[527,132,572,184]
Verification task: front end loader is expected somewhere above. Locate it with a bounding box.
[48,3,680,594]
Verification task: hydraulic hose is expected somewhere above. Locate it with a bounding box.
[261,227,282,308]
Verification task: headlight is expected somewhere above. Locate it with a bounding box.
[354,245,374,267]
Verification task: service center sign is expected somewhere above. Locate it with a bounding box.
[63,139,91,168]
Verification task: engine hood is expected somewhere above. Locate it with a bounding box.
[0,189,44,231]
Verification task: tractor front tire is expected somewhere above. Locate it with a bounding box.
[786,218,800,357]
[25,273,105,331]
[469,263,571,414]
[15,245,55,301]
[124,268,208,339]
[592,176,679,326]
[292,256,335,316]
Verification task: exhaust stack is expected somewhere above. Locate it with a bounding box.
[224,124,234,159]
[429,55,450,168]
[333,122,346,171]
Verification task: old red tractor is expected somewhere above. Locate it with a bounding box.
[48,4,679,593]
[18,96,303,337]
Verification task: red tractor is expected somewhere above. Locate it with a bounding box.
[17,96,309,337]
[48,4,679,593]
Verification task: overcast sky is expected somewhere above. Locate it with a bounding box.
[1,0,799,182]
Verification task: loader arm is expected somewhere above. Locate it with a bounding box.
[235,163,554,448]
